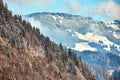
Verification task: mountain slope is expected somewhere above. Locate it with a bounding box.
[24,12,120,80]
[25,12,120,55]
[0,0,95,80]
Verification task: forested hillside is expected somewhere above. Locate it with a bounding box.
[0,0,95,80]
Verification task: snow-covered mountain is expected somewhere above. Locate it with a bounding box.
[24,12,120,80]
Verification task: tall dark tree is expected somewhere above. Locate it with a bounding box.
[68,48,72,57]
[35,28,40,39]
[59,43,63,50]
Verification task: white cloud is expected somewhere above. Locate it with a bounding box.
[88,0,120,19]
[6,0,54,8]
[64,0,120,19]
[65,0,81,12]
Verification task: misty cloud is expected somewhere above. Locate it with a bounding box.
[6,0,54,8]
[87,0,120,19]
[63,0,81,13]
[64,0,120,19]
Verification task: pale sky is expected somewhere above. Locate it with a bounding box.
[3,0,120,20]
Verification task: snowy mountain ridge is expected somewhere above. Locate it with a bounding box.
[24,12,120,56]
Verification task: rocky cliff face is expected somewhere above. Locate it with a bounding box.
[0,0,95,80]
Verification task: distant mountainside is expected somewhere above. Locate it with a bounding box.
[0,0,95,80]
[25,12,120,55]
[24,12,120,80]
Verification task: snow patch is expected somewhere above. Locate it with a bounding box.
[66,29,72,32]
[109,24,119,30]
[104,47,111,51]
[51,15,57,21]
[74,32,112,45]
[73,43,97,52]
[59,20,62,23]
[58,16,64,19]
[113,32,120,39]
[74,32,120,52]
[104,21,119,30]
[107,70,114,76]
